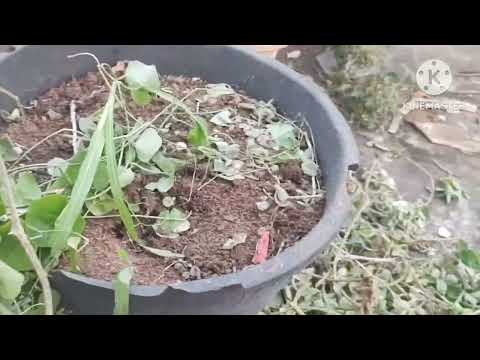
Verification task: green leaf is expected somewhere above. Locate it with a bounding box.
[446,284,463,301]
[154,208,190,235]
[145,176,175,193]
[0,196,5,217]
[86,194,116,216]
[118,167,135,188]
[46,157,69,178]
[26,194,85,248]
[131,88,152,106]
[0,259,24,301]
[113,267,133,315]
[0,301,14,315]
[125,61,161,93]
[15,172,42,207]
[50,151,86,189]
[269,123,297,150]
[51,151,109,192]
[105,88,139,243]
[459,249,480,271]
[50,85,117,256]
[92,161,109,192]
[0,235,32,271]
[134,128,162,163]
[125,146,136,163]
[0,221,11,240]
[187,118,210,147]
[0,137,20,162]
[117,248,130,264]
[152,152,185,175]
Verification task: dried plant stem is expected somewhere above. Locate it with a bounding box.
[187,156,197,203]
[70,101,79,154]
[12,128,78,167]
[0,85,26,121]
[0,153,53,315]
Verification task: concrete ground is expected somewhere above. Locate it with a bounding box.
[278,45,480,248]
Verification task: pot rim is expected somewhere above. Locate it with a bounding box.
[1,45,359,296]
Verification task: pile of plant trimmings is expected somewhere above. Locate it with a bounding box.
[263,162,480,315]
[0,53,324,314]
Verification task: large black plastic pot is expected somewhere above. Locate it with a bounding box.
[0,45,358,315]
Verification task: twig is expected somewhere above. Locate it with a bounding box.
[337,252,396,263]
[196,158,212,190]
[187,156,197,203]
[432,159,452,176]
[197,174,218,192]
[70,101,78,154]
[342,162,376,242]
[12,128,79,167]
[0,85,26,121]
[0,153,53,315]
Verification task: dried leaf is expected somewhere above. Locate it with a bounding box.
[134,128,162,163]
[162,196,176,208]
[141,246,184,258]
[209,110,234,127]
[145,176,174,193]
[154,208,190,235]
[203,84,235,101]
[301,158,319,177]
[214,140,240,159]
[256,200,272,212]
[274,185,290,206]
[223,233,247,250]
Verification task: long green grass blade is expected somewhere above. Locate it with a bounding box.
[104,84,139,242]
[113,266,132,315]
[50,84,117,256]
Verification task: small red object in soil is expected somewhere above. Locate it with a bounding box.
[253,231,270,264]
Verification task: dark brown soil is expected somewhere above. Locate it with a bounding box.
[5,66,324,285]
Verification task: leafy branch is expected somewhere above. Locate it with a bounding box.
[0,153,53,315]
